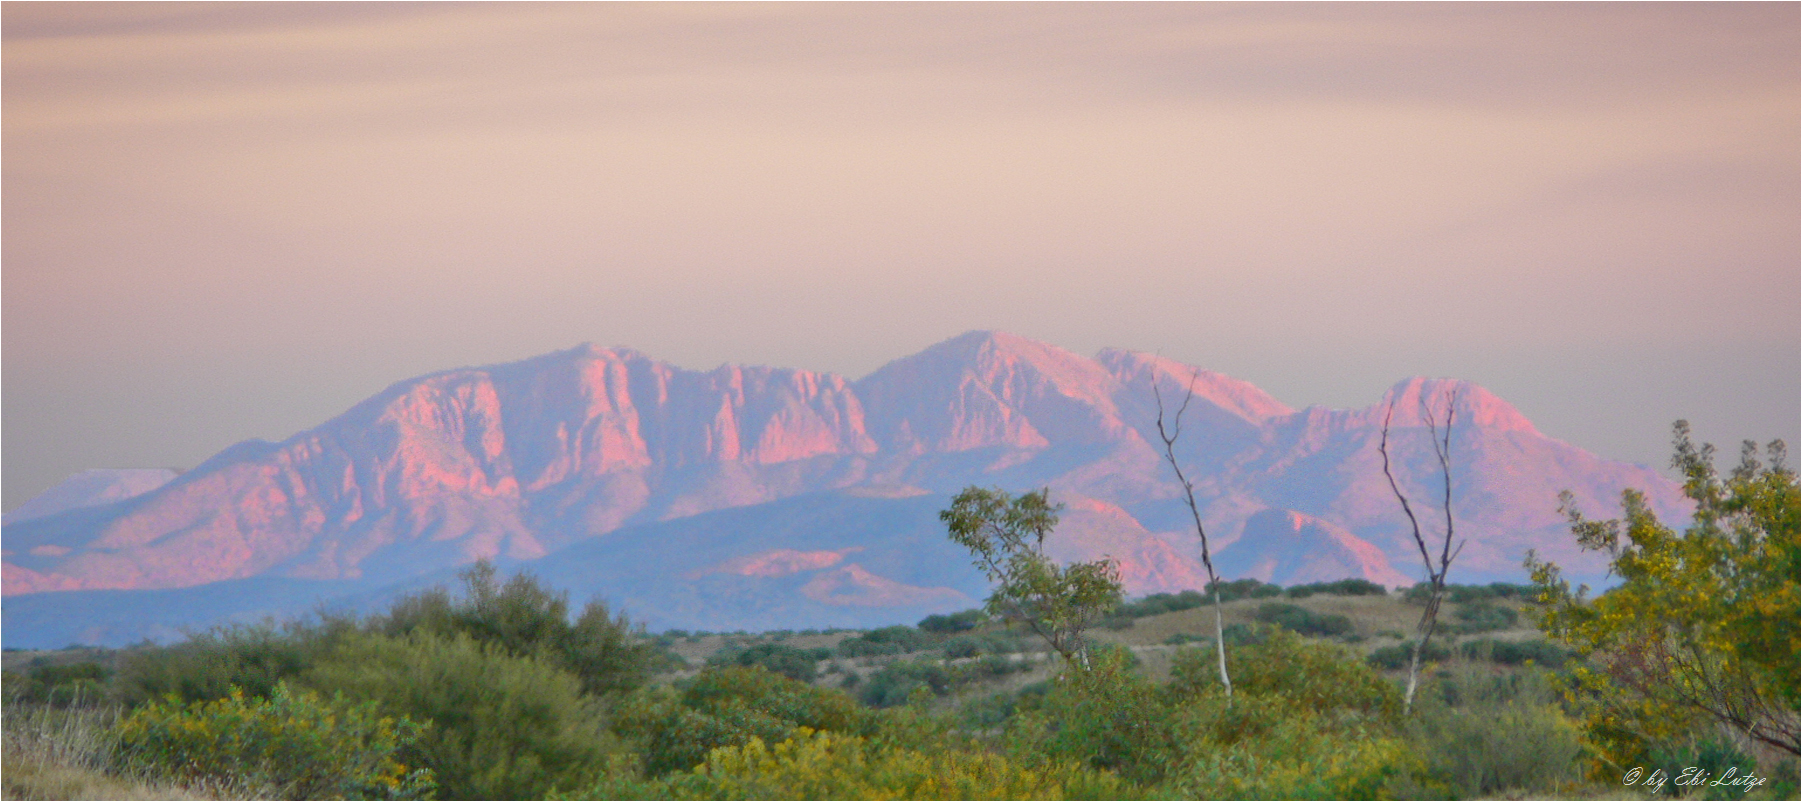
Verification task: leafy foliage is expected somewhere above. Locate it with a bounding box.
[114,618,353,707]
[113,682,434,799]
[1367,640,1452,671]
[857,655,1029,709]
[1403,581,1535,605]
[941,487,1123,667]
[1253,602,1356,638]
[708,643,824,683]
[917,610,988,634]
[1173,626,1402,722]
[1205,578,1285,602]
[371,561,669,697]
[1393,668,1584,799]
[1528,423,1800,758]
[305,631,621,800]
[1457,638,1575,668]
[835,625,931,658]
[613,665,876,776]
[1450,600,1519,633]
[590,728,1133,801]
[1285,578,1389,598]
[3,662,111,708]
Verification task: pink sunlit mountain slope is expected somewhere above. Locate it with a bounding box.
[3,332,1690,643]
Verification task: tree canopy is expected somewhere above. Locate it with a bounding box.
[1528,422,1800,759]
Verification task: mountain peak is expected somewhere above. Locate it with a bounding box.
[1094,349,1294,423]
[1378,377,1536,434]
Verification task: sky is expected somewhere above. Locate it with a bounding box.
[4,2,1797,510]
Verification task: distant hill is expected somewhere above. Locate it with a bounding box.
[1,331,1689,646]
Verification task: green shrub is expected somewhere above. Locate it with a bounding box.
[114,619,352,707]
[1284,579,1388,598]
[1004,649,1175,786]
[615,666,877,776]
[1457,638,1574,668]
[858,655,1027,709]
[1639,734,1764,800]
[372,561,666,697]
[918,610,987,634]
[708,643,820,683]
[1158,693,1410,800]
[1112,590,1210,620]
[1172,627,1401,722]
[1403,582,1535,605]
[305,632,619,800]
[589,728,1134,800]
[1253,602,1355,638]
[836,625,931,658]
[113,682,433,799]
[1452,601,1519,632]
[1392,668,1584,799]
[1367,640,1453,670]
[1206,579,1284,602]
[4,662,111,708]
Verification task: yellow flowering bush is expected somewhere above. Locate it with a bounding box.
[591,728,1132,800]
[113,681,433,799]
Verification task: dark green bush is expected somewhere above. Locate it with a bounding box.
[1006,647,1176,785]
[615,666,876,776]
[1641,735,1763,800]
[371,561,667,697]
[917,610,987,634]
[1393,668,1584,799]
[1205,579,1284,602]
[1253,602,1355,638]
[1403,582,1535,605]
[1285,578,1388,598]
[114,619,352,707]
[1458,638,1574,668]
[1452,601,1519,632]
[4,662,111,707]
[836,625,931,658]
[1172,627,1401,722]
[305,631,621,800]
[1366,640,1453,670]
[859,655,1027,709]
[708,643,820,683]
[1112,590,1210,619]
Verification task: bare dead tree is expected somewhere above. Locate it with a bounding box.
[1154,371,1231,699]
[1379,384,1462,715]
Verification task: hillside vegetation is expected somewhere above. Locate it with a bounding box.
[3,568,1789,800]
[4,428,1793,800]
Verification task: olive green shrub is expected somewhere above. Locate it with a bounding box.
[113,682,433,799]
[305,631,620,800]
[591,728,1134,800]
[613,665,876,776]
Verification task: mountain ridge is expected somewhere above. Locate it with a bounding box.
[2,331,1690,644]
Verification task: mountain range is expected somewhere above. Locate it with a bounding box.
[1,331,1689,646]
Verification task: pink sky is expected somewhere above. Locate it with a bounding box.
[4,3,1797,508]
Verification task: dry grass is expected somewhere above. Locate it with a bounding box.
[0,703,265,801]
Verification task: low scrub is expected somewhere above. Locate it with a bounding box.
[113,682,433,799]
[1392,668,1584,799]
[305,632,620,800]
[589,728,1132,800]
[1284,579,1389,598]
[1254,602,1355,638]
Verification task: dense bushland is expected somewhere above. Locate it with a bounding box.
[5,555,1792,799]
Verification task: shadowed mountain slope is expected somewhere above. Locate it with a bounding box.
[3,332,1688,645]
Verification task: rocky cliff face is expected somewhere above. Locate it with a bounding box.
[3,332,1689,617]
